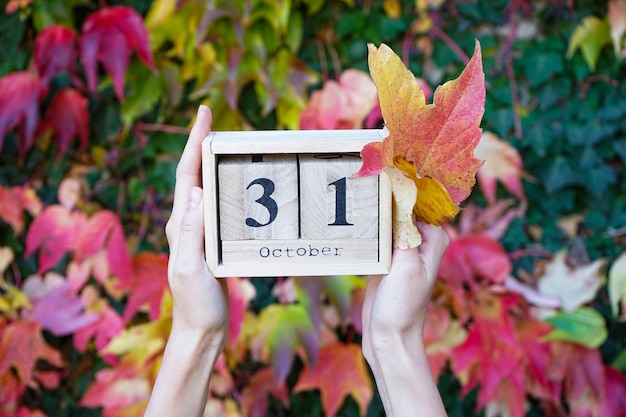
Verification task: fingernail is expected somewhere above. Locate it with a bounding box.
[187,187,201,209]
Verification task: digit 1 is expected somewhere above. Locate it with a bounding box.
[328,177,353,226]
[246,178,278,227]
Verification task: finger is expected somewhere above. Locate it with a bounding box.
[170,106,213,238]
[416,221,449,276]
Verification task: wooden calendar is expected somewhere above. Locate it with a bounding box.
[202,130,392,277]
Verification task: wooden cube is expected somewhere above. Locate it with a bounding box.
[218,154,299,240]
[202,130,392,277]
[299,154,379,240]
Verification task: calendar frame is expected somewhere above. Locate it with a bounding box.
[202,129,392,277]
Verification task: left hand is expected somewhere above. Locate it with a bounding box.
[164,105,229,347]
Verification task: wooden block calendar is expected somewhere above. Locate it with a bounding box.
[202,130,392,277]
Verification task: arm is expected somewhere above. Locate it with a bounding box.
[144,106,229,417]
[362,221,449,417]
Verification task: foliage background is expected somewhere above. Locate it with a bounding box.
[1,0,626,416]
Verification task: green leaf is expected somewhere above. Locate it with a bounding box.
[120,64,163,128]
[566,16,612,71]
[544,307,608,348]
[543,156,575,194]
[32,0,88,31]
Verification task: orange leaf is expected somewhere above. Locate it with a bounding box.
[241,367,288,417]
[356,42,485,234]
[294,342,372,417]
[0,321,63,388]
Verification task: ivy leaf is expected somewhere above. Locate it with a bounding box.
[0,185,42,234]
[355,42,485,244]
[79,6,155,100]
[537,251,606,312]
[240,368,289,417]
[22,276,98,336]
[0,71,46,157]
[474,131,526,204]
[544,307,608,348]
[294,342,372,417]
[38,88,90,155]
[25,205,86,274]
[251,304,317,383]
[121,252,169,323]
[608,250,626,318]
[34,25,76,84]
[0,321,63,388]
[566,16,612,71]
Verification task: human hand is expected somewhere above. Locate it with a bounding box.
[164,105,229,348]
[362,220,449,363]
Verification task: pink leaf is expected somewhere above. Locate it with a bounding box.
[38,88,90,155]
[122,252,168,323]
[0,72,46,157]
[79,6,155,100]
[34,25,77,85]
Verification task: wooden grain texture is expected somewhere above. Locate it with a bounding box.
[299,153,379,239]
[218,154,299,240]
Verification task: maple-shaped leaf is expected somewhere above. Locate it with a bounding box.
[25,205,86,274]
[251,304,317,383]
[122,252,168,323]
[609,250,626,319]
[423,303,467,381]
[356,42,484,234]
[0,71,46,157]
[567,16,612,71]
[77,210,132,285]
[79,6,155,100]
[0,321,63,388]
[38,88,89,155]
[0,185,42,234]
[451,293,526,417]
[227,277,256,346]
[241,367,289,417]
[22,276,98,336]
[300,69,378,130]
[294,342,372,417]
[34,25,77,85]
[537,251,606,312]
[474,131,526,204]
[80,360,151,416]
[73,298,124,356]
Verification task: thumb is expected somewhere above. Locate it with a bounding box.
[176,187,205,261]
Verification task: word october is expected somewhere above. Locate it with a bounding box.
[258,244,344,259]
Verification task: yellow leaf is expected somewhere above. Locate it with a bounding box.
[383,0,402,19]
[384,166,422,249]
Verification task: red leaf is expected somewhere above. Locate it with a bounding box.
[0,371,26,415]
[0,185,42,234]
[0,72,46,157]
[0,321,63,388]
[25,205,86,274]
[74,299,123,361]
[294,343,372,417]
[227,277,256,346]
[34,25,77,85]
[78,211,132,285]
[122,252,168,323]
[38,88,89,155]
[241,368,288,417]
[79,6,155,100]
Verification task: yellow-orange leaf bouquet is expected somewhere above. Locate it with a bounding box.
[355,41,486,248]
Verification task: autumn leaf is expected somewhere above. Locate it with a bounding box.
[385,166,422,248]
[294,342,372,417]
[80,361,151,416]
[241,367,289,417]
[25,205,86,274]
[537,251,606,312]
[0,71,46,157]
[79,6,155,100]
[22,276,98,336]
[608,250,626,319]
[0,185,42,234]
[73,290,124,357]
[34,25,77,84]
[356,42,485,245]
[251,304,317,382]
[121,252,168,323]
[609,0,626,57]
[474,131,526,204]
[227,277,256,346]
[544,307,608,348]
[567,16,612,71]
[0,321,63,388]
[38,88,90,155]
[423,303,467,380]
